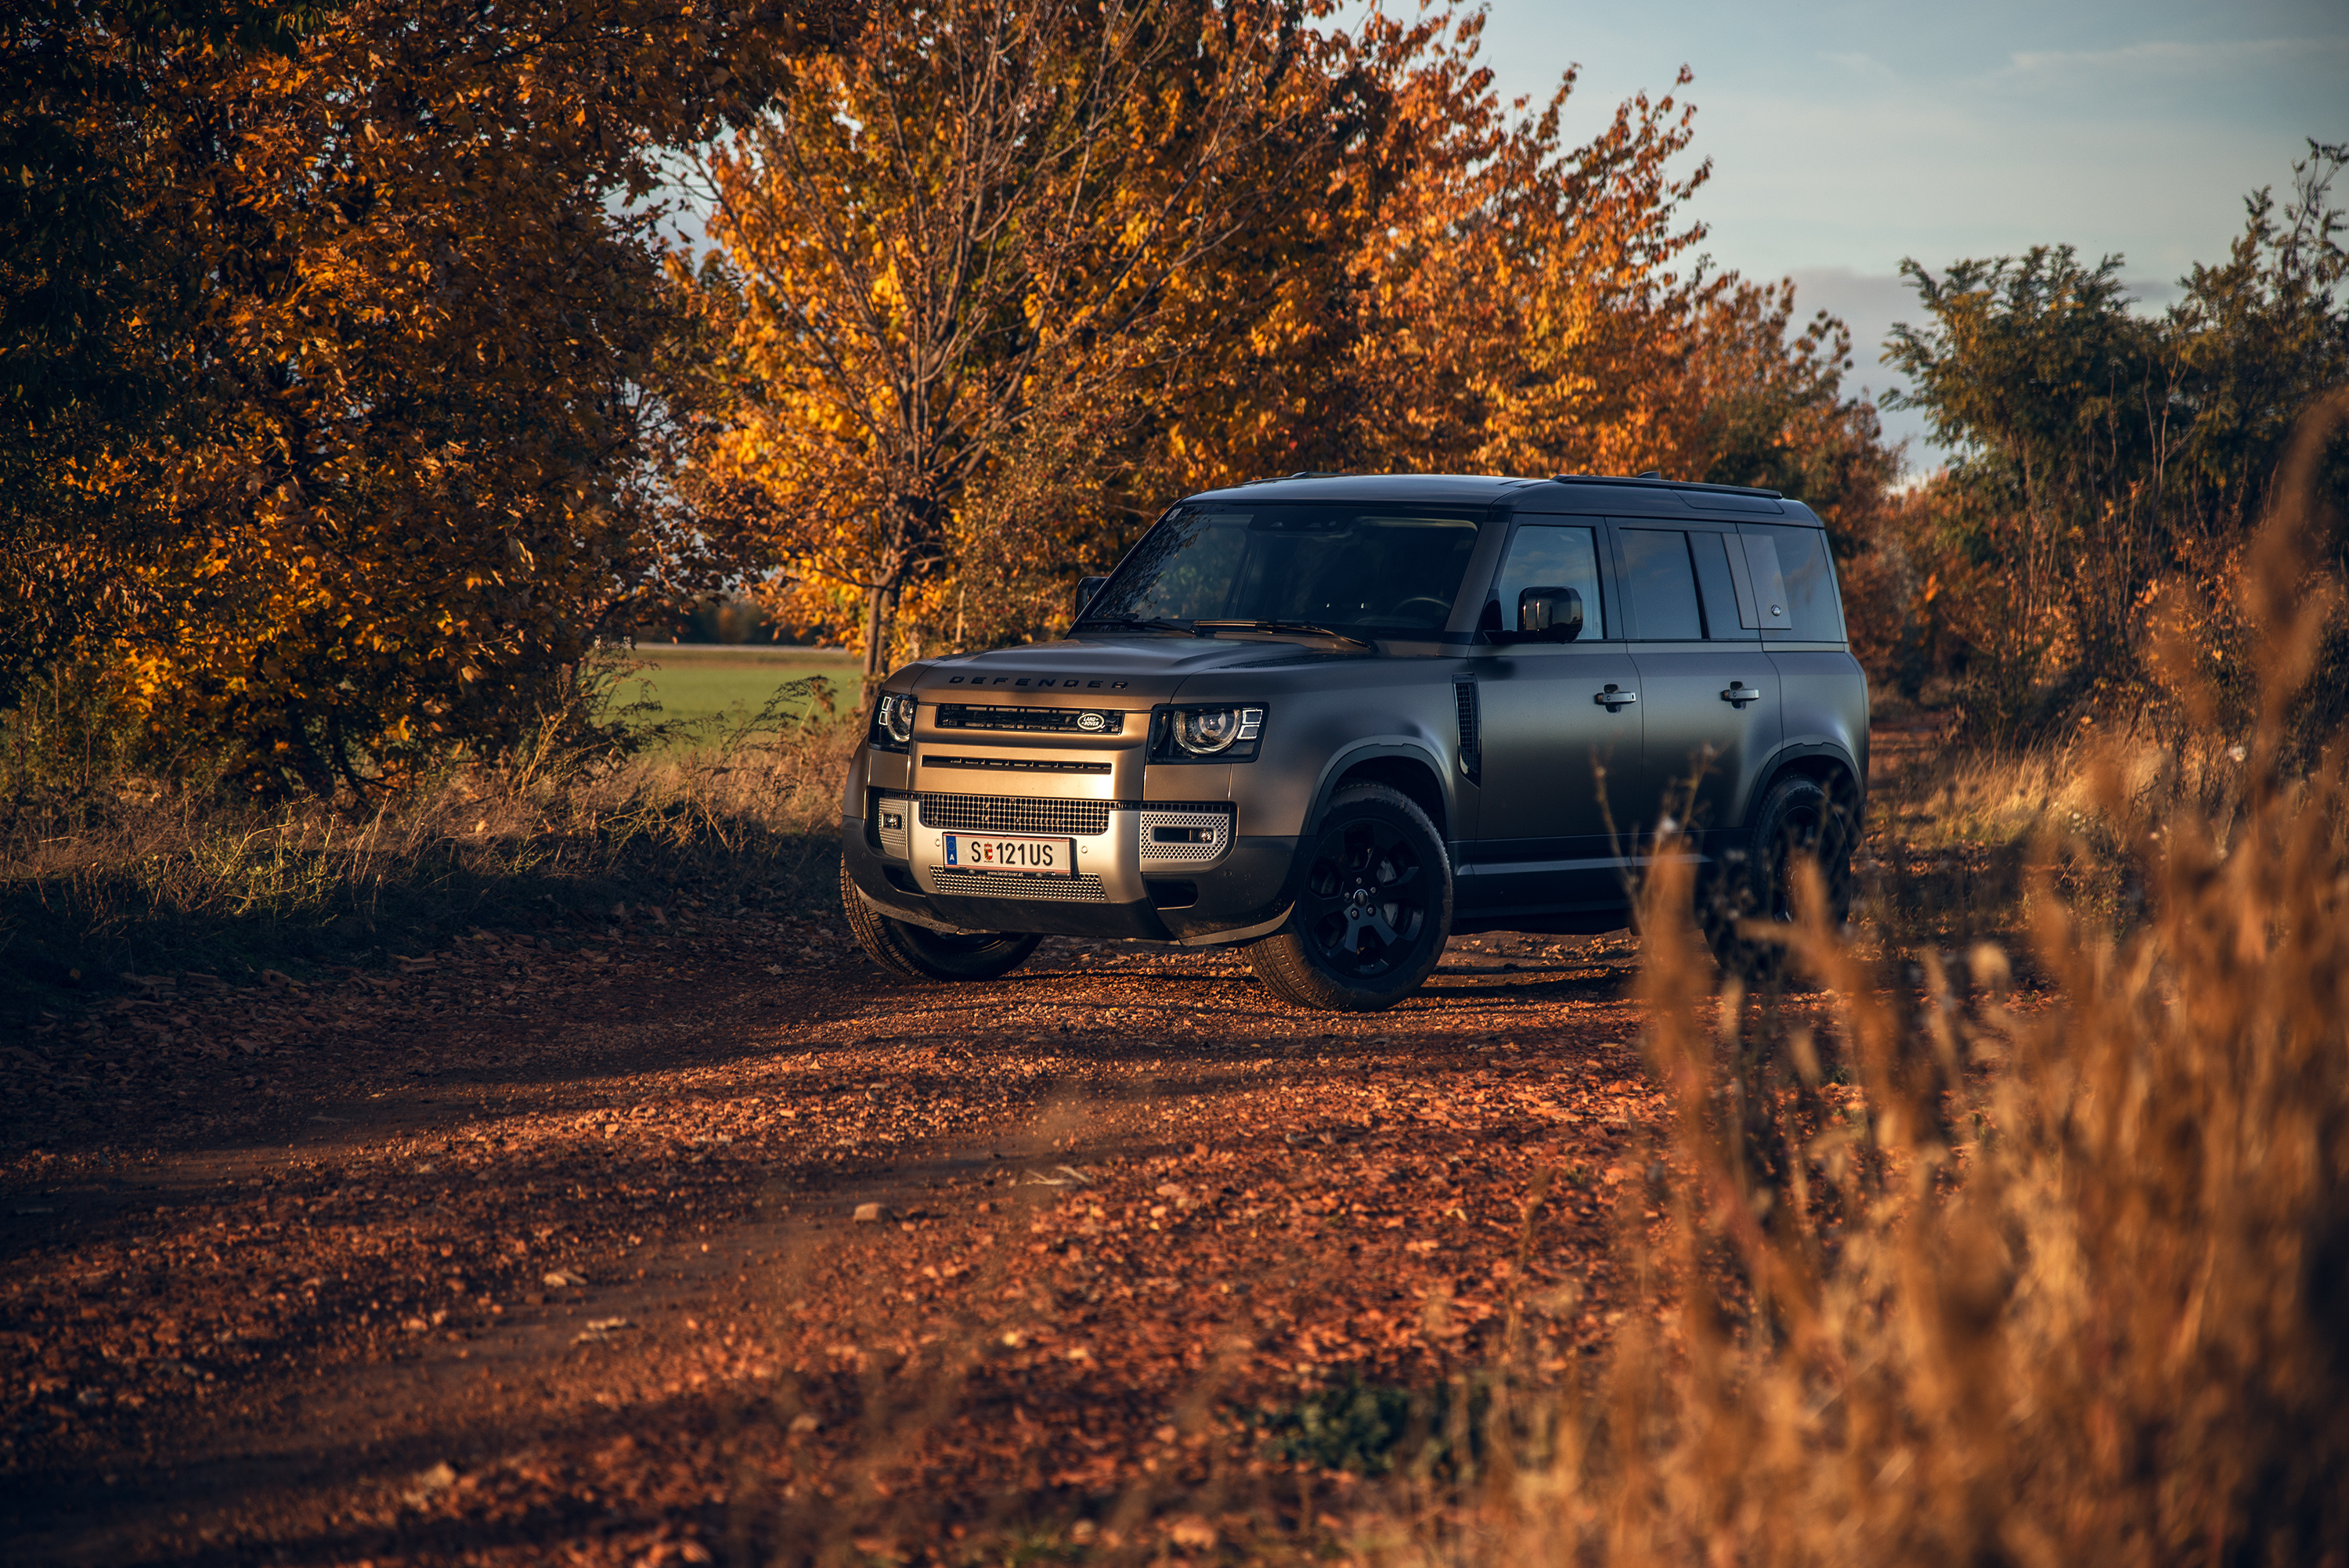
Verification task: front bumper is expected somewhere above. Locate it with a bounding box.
[843,789,1294,943]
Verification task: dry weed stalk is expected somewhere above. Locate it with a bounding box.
[1436,397,2349,1564]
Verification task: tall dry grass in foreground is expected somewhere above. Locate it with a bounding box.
[1456,404,2349,1563]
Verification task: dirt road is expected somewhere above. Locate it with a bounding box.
[2,910,1693,1565]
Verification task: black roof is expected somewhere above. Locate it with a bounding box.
[1185,473,1539,505]
[1181,471,1815,522]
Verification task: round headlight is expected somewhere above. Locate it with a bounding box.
[1174,708,1241,754]
[883,695,916,744]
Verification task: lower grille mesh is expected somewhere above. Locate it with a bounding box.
[916,794,1113,836]
[929,869,1110,903]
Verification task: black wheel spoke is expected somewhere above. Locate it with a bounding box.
[1297,808,1439,978]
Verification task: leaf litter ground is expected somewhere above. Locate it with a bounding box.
[2,916,1814,1564]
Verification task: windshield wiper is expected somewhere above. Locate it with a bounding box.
[1190,619,1376,650]
[1071,615,1206,636]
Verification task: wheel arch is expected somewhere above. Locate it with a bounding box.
[1308,744,1452,842]
[1749,742,1865,834]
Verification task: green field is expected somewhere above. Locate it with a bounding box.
[601,644,863,743]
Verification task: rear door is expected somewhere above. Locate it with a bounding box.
[1741,519,1865,788]
[1464,519,1642,912]
[1615,521,1781,856]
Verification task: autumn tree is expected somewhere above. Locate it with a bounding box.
[685,3,1901,676]
[678,0,1369,693]
[1,0,327,709]
[1878,139,2349,739]
[2,0,851,795]
[1330,16,1891,525]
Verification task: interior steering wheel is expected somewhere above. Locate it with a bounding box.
[1388,595,1453,627]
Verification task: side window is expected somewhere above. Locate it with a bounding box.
[1489,524,1606,638]
[1740,524,1845,640]
[1618,528,1704,640]
[1688,532,1757,640]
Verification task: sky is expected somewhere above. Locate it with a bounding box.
[1452,0,2349,469]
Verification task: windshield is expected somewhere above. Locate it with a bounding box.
[1082,503,1484,635]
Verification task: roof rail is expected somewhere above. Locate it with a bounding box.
[1549,472,1785,499]
[1238,470,1349,486]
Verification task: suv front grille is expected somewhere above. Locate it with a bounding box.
[915,793,1114,837]
[933,703,1127,735]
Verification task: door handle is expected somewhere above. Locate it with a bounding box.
[1594,686,1637,710]
[1720,682,1763,708]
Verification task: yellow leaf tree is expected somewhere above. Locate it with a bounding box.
[2,0,850,795]
[679,0,1367,691]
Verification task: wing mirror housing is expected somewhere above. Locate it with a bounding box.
[1076,575,1110,620]
[1517,585,1584,642]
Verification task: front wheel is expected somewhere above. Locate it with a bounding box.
[840,857,1042,982]
[1248,784,1452,1011]
[1701,773,1855,983]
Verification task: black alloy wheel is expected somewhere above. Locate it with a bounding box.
[1302,818,1429,977]
[1701,773,1854,984]
[1249,783,1452,1011]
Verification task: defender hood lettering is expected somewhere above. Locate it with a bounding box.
[907,636,1365,703]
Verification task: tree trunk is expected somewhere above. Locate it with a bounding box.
[861,579,894,705]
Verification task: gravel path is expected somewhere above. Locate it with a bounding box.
[2,914,1684,1565]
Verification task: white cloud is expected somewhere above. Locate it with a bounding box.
[1997,34,2318,79]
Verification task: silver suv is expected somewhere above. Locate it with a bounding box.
[839,474,1867,1010]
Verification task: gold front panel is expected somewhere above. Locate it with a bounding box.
[907,742,1142,800]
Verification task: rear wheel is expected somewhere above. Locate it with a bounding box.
[839,857,1042,982]
[1701,773,1854,982]
[1248,784,1452,1011]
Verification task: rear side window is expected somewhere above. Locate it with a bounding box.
[1689,532,1755,640]
[1740,524,1844,640]
[1618,528,1704,640]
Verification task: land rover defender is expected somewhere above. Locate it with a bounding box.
[839,473,1867,1010]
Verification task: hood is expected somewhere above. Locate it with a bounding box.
[897,633,1364,704]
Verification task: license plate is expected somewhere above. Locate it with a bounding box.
[939,833,1077,875]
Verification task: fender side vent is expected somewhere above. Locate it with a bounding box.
[1453,676,1481,784]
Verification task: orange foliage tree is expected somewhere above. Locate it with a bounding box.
[674,0,1368,692]
[682,4,1897,676]
[1333,13,1892,538]
[2,0,850,795]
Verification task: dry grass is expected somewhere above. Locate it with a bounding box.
[1373,396,2349,1565]
[1859,724,2282,953]
[0,669,858,1017]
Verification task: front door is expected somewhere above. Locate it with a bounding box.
[1463,520,1644,914]
[1615,521,1780,860]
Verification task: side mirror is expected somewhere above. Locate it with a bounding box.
[1076,575,1110,620]
[1517,585,1583,641]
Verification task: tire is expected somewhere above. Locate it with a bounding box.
[839,856,1043,982]
[1247,784,1452,1011]
[1701,773,1855,983]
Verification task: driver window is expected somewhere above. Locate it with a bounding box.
[1488,524,1606,637]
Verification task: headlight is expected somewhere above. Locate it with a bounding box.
[1155,705,1266,762]
[871,693,916,751]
